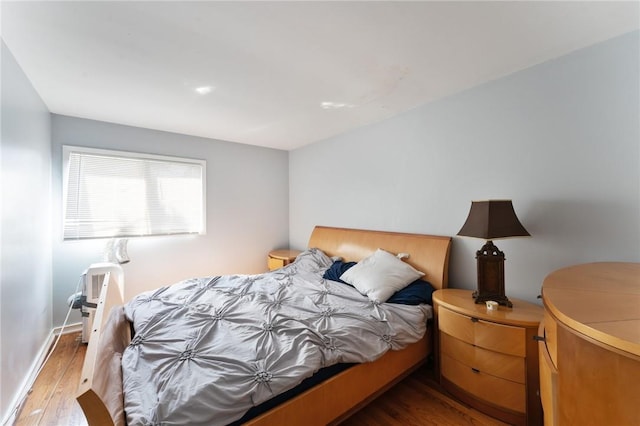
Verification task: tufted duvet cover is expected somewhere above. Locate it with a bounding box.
[121,248,432,425]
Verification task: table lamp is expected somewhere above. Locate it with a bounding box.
[457,200,530,308]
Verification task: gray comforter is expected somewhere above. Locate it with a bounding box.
[122,248,432,425]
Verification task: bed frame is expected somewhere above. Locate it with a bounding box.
[77,226,451,425]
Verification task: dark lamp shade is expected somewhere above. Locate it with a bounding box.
[457,200,530,240]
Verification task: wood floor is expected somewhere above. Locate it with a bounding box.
[15,332,507,426]
[15,333,88,426]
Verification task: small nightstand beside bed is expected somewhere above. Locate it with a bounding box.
[433,289,543,426]
[77,226,451,425]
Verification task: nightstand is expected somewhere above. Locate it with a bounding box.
[267,249,301,271]
[433,288,543,426]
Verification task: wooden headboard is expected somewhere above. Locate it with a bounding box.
[308,226,451,290]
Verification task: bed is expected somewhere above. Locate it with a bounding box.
[77,226,451,425]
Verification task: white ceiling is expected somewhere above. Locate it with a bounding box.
[2,1,638,151]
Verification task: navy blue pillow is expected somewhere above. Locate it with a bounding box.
[387,279,435,305]
[324,260,434,305]
[323,260,357,284]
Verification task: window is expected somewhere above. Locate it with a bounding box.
[63,146,205,240]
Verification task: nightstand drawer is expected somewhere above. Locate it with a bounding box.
[268,249,300,271]
[268,257,286,270]
[439,307,526,357]
[442,353,526,413]
[441,332,526,384]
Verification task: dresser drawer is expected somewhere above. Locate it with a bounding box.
[441,332,526,384]
[543,310,558,367]
[438,307,526,357]
[538,321,558,426]
[442,353,527,413]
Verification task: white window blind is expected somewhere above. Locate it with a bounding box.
[63,146,205,240]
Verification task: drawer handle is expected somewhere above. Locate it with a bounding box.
[470,317,479,323]
[533,335,546,342]
[471,368,480,374]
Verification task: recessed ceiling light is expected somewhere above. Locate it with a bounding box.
[195,86,213,95]
[321,101,354,109]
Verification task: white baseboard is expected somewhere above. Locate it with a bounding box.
[1,322,82,425]
[53,321,82,336]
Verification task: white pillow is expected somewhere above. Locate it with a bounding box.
[340,249,425,303]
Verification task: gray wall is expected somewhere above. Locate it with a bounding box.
[51,115,290,326]
[1,41,53,423]
[290,31,640,304]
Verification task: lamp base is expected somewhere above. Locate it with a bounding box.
[473,240,513,308]
[472,290,513,308]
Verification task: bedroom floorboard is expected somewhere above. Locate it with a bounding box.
[15,332,507,426]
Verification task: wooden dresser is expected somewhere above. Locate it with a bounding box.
[433,289,543,425]
[539,262,640,425]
